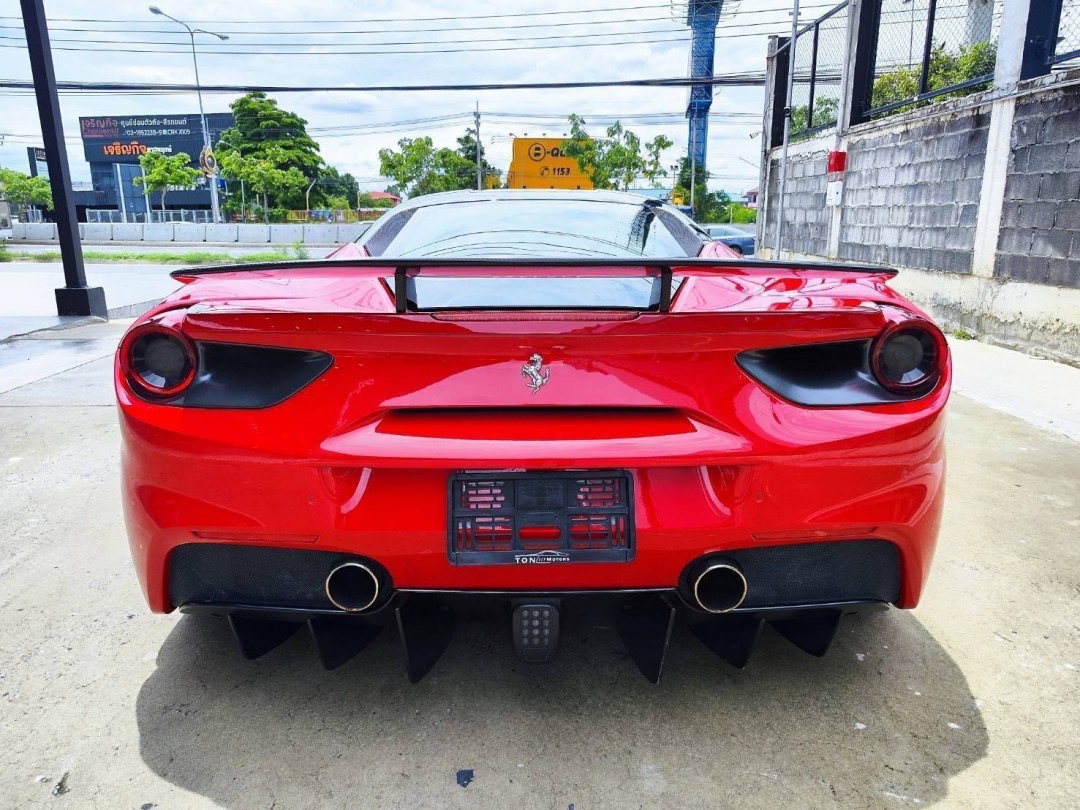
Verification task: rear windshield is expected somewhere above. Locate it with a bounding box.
[363,199,703,258]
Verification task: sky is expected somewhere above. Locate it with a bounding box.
[0,0,833,197]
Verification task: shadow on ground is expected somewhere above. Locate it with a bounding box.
[136,607,986,808]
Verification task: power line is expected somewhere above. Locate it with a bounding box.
[0,14,824,56]
[0,12,829,42]
[0,5,837,36]
[0,75,768,94]
[0,3,751,26]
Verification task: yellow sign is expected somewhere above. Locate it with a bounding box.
[506,138,593,190]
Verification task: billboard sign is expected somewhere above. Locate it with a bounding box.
[27,147,49,179]
[79,113,233,166]
[507,138,593,190]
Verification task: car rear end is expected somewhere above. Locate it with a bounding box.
[117,258,949,681]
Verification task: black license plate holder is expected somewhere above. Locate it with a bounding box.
[448,471,634,566]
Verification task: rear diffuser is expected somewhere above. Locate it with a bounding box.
[308,617,382,670]
[396,595,456,683]
[770,609,843,657]
[228,615,300,660]
[689,616,765,669]
[616,594,676,684]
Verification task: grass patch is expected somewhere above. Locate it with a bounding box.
[951,327,976,341]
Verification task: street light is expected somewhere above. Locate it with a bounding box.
[149,6,228,224]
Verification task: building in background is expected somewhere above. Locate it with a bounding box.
[506,138,593,190]
[74,112,234,222]
[742,188,759,209]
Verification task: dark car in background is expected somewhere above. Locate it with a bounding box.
[703,224,755,256]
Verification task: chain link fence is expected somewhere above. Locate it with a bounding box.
[789,2,850,138]
[865,0,999,118]
[1052,0,1080,64]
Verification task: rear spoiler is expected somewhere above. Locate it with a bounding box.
[171,257,897,314]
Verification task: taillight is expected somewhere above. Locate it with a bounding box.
[121,324,196,397]
[870,321,945,394]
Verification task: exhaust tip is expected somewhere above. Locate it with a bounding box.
[691,562,748,614]
[325,562,381,613]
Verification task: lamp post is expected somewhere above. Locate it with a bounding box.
[149,6,227,224]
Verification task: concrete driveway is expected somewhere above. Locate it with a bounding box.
[0,322,1077,809]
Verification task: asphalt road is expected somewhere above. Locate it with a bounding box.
[0,321,1077,809]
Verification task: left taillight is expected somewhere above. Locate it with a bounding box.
[870,320,947,395]
[120,323,196,398]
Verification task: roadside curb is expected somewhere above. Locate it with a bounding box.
[3,297,161,341]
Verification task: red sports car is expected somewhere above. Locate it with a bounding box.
[117,190,950,682]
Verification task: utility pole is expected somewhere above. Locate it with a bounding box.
[773,0,801,258]
[474,102,482,190]
[149,7,228,224]
[689,125,697,221]
[20,0,106,317]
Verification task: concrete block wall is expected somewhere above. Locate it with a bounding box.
[80,223,111,241]
[839,107,990,272]
[173,224,206,242]
[303,224,337,244]
[111,223,142,241]
[268,224,304,244]
[760,151,830,256]
[995,87,1080,289]
[11,220,380,244]
[204,224,238,242]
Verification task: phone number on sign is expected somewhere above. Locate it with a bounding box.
[122,128,192,137]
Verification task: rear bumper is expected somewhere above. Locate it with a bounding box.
[122,397,946,614]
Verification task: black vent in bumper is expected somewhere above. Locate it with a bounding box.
[169,538,900,612]
[169,544,361,610]
[721,539,901,608]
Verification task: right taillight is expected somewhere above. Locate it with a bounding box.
[121,324,196,398]
[870,320,946,394]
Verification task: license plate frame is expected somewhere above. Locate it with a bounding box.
[448,470,635,566]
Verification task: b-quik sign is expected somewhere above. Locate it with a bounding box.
[508,138,593,190]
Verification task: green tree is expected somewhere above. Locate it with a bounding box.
[0,167,53,211]
[132,152,202,221]
[217,92,324,208]
[672,157,731,221]
[871,41,996,113]
[316,165,359,208]
[790,96,840,136]
[561,114,673,190]
[378,135,478,198]
[218,146,306,223]
[455,129,502,187]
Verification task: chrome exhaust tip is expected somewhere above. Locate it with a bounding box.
[691,562,748,614]
[325,562,381,613]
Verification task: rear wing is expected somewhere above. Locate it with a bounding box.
[171,257,897,315]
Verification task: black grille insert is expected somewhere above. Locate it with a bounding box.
[169,544,384,611]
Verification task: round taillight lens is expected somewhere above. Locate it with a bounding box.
[124,325,196,397]
[871,321,944,394]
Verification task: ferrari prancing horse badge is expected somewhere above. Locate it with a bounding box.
[521,353,550,394]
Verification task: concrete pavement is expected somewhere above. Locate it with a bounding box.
[0,246,334,341]
[0,322,1077,808]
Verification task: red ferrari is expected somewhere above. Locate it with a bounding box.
[117,190,950,682]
